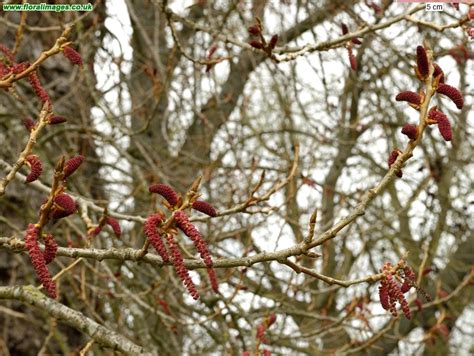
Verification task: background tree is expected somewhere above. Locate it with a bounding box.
[0,0,473,355]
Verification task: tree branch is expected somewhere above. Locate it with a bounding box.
[0,286,150,355]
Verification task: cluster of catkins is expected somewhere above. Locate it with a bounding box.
[23,156,84,298]
[341,23,362,71]
[248,21,278,55]
[378,262,416,319]
[0,42,82,103]
[144,183,218,300]
[391,45,464,178]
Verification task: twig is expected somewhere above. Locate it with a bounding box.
[272,4,425,62]
[282,259,383,287]
[79,339,95,356]
[0,286,150,355]
[0,103,51,196]
[0,27,71,88]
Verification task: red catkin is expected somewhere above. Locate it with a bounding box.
[23,117,36,132]
[51,193,76,219]
[437,113,452,142]
[0,43,14,62]
[148,183,179,207]
[387,150,403,178]
[12,62,28,74]
[422,267,434,276]
[248,25,260,35]
[428,108,444,123]
[207,45,217,59]
[401,124,418,140]
[25,154,43,183]
[379,283,390,310]
[387,150,398,167]
[0,61,9,78]
[347,47,357,71]
[62,46,83,66]
[205,46,218,72]
[341,23,349,35]
[414,298,423,311]
[24,224,56,298]
[256,324,267,343]
[395,91,421,105]
[28,70,50,103]
[256,314,277,344]
[90,225,103,237]
[433,63,445,83]
[429,109,452,141]
[106,217,121,237]
[165,233,199,300]
[48,115,67,125]
[351,38,362,45]
[404,266,416,284]
[174,211,213,268]
[268,34,279,50]
[433,324,450,339]
[157,299,171,315]
[144,214,169,262]
[436,83,464,109]
[416,45,429,79]
[367,1,382,14]
[267,313,277,326]
[43,234,58,264]
[400,281,411,294]
[400,266,415,293]
[207,267,219,293]
[249,40,263,49]
[192,200,217,217]
[63,155,84,179]
[174,211,219,292]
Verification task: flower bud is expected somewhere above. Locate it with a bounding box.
[341,23,349,35]
[192,200,217,217]
[25,154,43,183]
[248,25,260,35]
[268,34,279,50]
[63,46,83,66]
[416,45,429,79]
[249,40,263,49]
[23,117,36,132]
[51,193,76,219]
[347,47,357,71]
[395,91,421,105]
[433,63,445,83]
[48,115,67,125]
[63,155,84,179]
[401,124,418,140]
[28,70,50,103]
[106,217,121,237]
